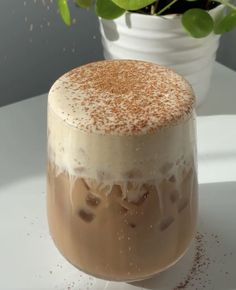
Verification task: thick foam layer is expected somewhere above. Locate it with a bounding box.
[48,60,196,201]
[48,60,195,136]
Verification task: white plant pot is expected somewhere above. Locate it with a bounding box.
[99,5,224,106]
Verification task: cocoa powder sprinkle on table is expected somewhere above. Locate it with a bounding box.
[173,232,210,290]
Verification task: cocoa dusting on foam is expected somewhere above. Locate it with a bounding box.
[49,60,195,135]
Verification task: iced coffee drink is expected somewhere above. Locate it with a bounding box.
[47,60,198,281]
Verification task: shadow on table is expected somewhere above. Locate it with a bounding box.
[0,96,47,188]
[129,181,236,290]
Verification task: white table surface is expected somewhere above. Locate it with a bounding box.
[0,62,236,290]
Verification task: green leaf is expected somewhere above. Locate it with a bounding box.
[57,0,71,26]
[76,0,93,8]
[96,0,125,19]
[111,0,155,10]
[214,10,236,34]
[184,0,199,1]
[182,8,214,38]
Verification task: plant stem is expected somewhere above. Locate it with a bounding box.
[151,4,155,14]
[156,0,179,15]
[151,1,159,15]
[215,0,236,10]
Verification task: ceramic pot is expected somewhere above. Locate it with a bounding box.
[99,5,224,106]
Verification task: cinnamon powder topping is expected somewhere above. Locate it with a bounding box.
[48,60,195,135]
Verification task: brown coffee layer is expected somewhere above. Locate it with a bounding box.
[47,161,198,281]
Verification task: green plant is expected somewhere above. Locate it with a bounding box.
[57,0,236,38]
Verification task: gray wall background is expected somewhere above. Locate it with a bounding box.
[0,0,235,107]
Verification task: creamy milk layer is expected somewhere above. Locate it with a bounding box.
[48,107,195,180]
